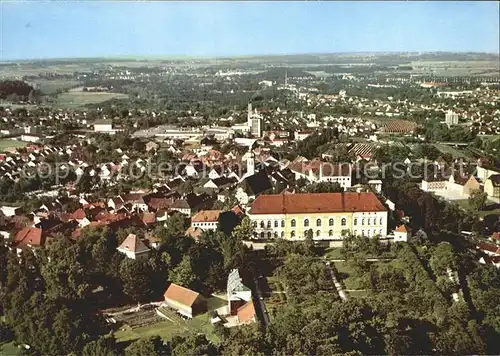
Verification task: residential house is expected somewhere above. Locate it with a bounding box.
[248,192,388,240]
[394,225,410,242]
[108,197,125,211]
[0,206,22,217]
[162,283,207,318]
[121,193,149,212]
[477,165,500,182]
[116,233,151,260]
[447,173,480,196]
[208,166,224,180]
[185,226,203,241]
[289,159,352,188]
[171,193,208,216]
[235,170,273,205]
[484,174,500,202]
[14,227,44,253]
[191,210,222,231]
[476,242,500,256]
[145,141,160,152]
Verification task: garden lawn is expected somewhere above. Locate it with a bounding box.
[114,296,224,344]
[334,261,365,290]
[0,341,21,356]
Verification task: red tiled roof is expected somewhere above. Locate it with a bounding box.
[148,197,174,211]
[15,227,43,248]
[249,192,387,215]
[395,225,408,233]
[192,210,222,223]
[163,283,202,307]
[71,208,86,220]
[185,226,203,240]
[237,300,256,323]
[492,232,500,241]
[232,205,245,217]
[142,212,156,225]
[477,243,500,255]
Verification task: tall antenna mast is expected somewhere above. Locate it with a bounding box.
[285,70,288,87]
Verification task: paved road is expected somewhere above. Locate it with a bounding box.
[325,261,348,301]
[253,277,270,328]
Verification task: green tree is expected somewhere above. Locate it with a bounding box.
[170,256,195,289]
[468,189,488,211]
[119,259,153,302]
[41,237,90,300]
[125,336,169,356]
[303,181,344,193]
[82,337,120,356]
[429,242,458,276]
[231,216,254,241]
[171,334,218,356]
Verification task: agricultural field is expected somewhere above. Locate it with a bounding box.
[33,79,82,95]
[0,139,27,152]
[433,143,474,159]
[410,60,499,77]
[52,90,129,108]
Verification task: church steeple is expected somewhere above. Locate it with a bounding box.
[247,146,255,176]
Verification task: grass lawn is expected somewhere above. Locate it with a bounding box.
[0,341,21,356]
[53,91,128,108]
[0,139,27,152]
[455,199,500,218]
[114,296,224,344]
[321,247,344,260]
[334,261,366,290]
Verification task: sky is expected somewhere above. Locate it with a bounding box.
[1,1,499,60]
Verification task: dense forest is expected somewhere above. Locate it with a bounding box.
[0,80,37,102]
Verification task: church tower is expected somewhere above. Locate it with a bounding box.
[246,146,255,176]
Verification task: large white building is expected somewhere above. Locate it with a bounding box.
[190,210,222,231]
[247,103,263,138]
[289,159,352,188]
[248,192,388,240]
[445,110,459,126]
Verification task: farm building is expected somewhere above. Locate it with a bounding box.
[163,283,207,318]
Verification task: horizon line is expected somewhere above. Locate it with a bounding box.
[2,50,499,64]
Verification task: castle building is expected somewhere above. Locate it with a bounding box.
[248,192,388,240]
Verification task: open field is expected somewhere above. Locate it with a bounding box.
[0,341,21,355]
[32,79,82,95]
[433,143,474,159]
[0,139,27,152]
[53,91,129,107]
[410,60,499,77]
